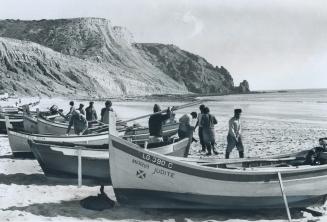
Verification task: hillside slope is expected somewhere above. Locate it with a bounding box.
[0,18,248,96]
[0,37,187,97]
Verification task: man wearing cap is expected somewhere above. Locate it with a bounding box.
[225,109,244,159]
[85,101,98,121]
[66,110,88,135]
[101,100,113,124]
[148,104,172,143]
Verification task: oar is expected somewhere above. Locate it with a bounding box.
[120,100,203,124]
[57,110,69,120]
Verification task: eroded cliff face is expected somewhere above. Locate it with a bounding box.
[134,43,236,94]
[0,18,248,97]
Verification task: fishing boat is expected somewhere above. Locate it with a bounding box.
[109,136,327,209]
[36,116,126,135]
[23,115,39,134]
[7,128,110,157]
[28,137,191,185]
[123,122,179,145]
[0,115,24,133]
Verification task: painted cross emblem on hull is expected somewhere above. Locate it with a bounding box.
[136,170,146,179]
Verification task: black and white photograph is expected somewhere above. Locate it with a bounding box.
[0,0,327,221]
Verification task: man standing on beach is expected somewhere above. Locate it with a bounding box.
[77,103,86,116]
[66,110,88,135]
[66,101,75,120]
[225,109,244,159]
[201,107,218,156]
[101,100,114,124]
[178,111,197,139]
[194,105,206,153]
[85,101,98,121]
[148,104,171,143]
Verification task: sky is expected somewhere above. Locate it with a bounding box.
[0,0,326,90]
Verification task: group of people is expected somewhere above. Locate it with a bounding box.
[187,105,243,158]
[65,100,114,135]
[63,100,243,158]
[147,103,244,158]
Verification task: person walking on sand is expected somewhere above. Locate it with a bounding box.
[148,104,172,143]
[66,110,88,135]
[178,111,197,140]
[85,101,98,121]
[101,100,114,124]
[225,109,244,159]
[77,103,85,116]
[194,104,206,153]
[201,107,218,156]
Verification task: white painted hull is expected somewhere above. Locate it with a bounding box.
[109,135,327,209]
[29,137,190,185]
[0,117,23,133]
[23,115,39,134]
[7,129,108,156]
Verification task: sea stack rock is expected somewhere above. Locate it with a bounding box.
[234,80,250,93]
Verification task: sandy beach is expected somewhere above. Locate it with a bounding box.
[1,89,327,221]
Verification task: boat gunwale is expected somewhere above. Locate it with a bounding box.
[111,135,327,178]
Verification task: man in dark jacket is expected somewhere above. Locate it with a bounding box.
[148,104,171,143]
[85,101,98,121]
[101,100,114,124]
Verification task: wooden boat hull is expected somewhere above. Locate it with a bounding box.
[7,129,108,157]
[36,117,123,135]
[123,122,179,145]
[109,136,327,209]
[23,115,39,134]
[0,117,23,134]
[29,137,190,185]
[29,142,110,185]
[37,117,76,135]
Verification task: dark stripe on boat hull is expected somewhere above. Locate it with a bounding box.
[12,151,35,159]
[114,189,327,209]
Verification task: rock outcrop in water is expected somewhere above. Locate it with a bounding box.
[0,18,249,97]
[234,80,250,93]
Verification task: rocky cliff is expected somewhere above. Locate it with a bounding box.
[134,43,236,94]
[0,18,249,97]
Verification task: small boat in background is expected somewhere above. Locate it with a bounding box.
[0,115,24,133]
[123,122,179,145]
[29,137,191,185]
[7,128,109,157]
[23,115,39,134]
[36,116,119,135]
